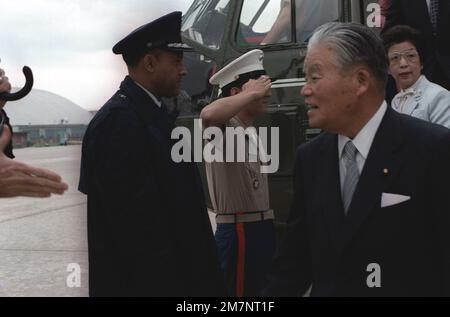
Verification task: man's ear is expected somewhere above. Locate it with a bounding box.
[143,53,158,73]
[354,68,370,97]
[230,87,242,96]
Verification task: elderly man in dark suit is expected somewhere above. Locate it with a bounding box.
[263,22,450,297]
[383,0,450,91]
[78,12,225,297]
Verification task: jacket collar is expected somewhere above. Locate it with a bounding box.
[393,75,429,115]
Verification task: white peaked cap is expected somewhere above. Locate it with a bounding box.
[209,49,265,89]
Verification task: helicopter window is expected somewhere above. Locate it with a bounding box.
[237,0,293,46]
[237,0,341,46]
[182,0,230,50]
[293,0,341,44]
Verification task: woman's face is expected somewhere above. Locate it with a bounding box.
[388,41,422,90]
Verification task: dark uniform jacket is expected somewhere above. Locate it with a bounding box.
[79,76,225,297]
[264,108,450,296]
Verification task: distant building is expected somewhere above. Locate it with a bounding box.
[12,131,28,148]
[5,89,93,147]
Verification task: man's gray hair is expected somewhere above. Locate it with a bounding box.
[308,22,389,88]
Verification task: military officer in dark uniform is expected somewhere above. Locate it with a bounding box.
[78,12,225,297]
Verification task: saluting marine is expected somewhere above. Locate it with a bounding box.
[200,50,274,297]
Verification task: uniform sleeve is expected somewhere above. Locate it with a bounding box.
[428,90,450,130]
[262,147,312,296]
[90,110,180,295]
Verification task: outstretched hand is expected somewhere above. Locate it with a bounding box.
[0,126,68,198]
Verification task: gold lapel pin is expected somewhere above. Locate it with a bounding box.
[383,168,389,175]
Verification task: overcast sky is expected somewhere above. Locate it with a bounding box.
[0,0,194,110]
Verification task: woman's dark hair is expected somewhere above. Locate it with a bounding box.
[381,25,425,64]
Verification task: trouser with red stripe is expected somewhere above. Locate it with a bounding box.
[215,219,276,297]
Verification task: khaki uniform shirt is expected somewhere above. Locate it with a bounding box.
[205,116,270,215]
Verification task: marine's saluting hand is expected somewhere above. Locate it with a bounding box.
[242,75,272,102]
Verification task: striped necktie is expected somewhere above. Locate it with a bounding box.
[342,141,360,214]
[429,0,439,33]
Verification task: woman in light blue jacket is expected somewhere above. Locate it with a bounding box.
[382,25,450,129]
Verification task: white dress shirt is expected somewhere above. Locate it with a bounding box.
[338,102,387,189]
[134,81,162,108]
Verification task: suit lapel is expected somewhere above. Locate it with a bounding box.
[406,98,420,116]
[406,77,427,116]
[437,0,450,31]
[339,108,404,249]
[402,0,434,33]
[318,134,345,251]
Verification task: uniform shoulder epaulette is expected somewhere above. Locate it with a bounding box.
[107,92,132,111]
